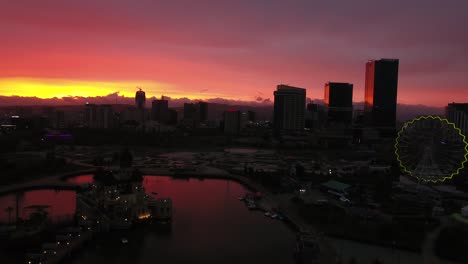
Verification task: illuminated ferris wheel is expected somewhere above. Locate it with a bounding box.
[395,116,468,183]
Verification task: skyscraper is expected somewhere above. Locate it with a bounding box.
[273,84,306,134]
[168,109,178,125]
[324,82,353,126]
[364,59,399,129]
[152,99,169,123]
[135,88,146,124]
[446,102,468,136]
[223,110,241,135]
[305,103,326,130]
[198,102,208,122]
[183,103,198,121]
[84,104,114,129]
[135,88,146,109]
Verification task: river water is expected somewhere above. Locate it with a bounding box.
[0,189,76,224]
[0,175,461,264]
[70,176,296,264]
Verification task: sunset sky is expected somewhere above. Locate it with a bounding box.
[1,0,467,106]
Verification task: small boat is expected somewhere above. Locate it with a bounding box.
[151,192,158,195]
[264,212,271,217]
[121,238,128,244]
[271,214,278,219]
[238,196,245,201]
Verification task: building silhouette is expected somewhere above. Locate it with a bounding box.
[183,103,197,119]
[305,103,326,130]
[247,111,256,122]
[199,102,208,122]
[84,104,114,129]
[324,82,353,127]
[364,59,399,129]
[446,102,468,136]
[223,110,241,135]
[135,88,146,124]
[182,102,209,127]
[151,99,169,123]
[168,109,178,125]
[273,84,306,134]
[135,88,146,109]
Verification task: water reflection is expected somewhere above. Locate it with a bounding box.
[66,174,94,185]
[70,176,296,264]
[0,190,76,224]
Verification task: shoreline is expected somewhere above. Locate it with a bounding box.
[0,168,95,195]
[1,168,463,263]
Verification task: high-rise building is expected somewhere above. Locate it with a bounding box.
[182,103,198,127]
[224,110,241,135]
[168,109,178,125]
[247,111,256,122]
[135,88,146,109]
[84,104,97,128]
[54,111,66,129]
[183,103,198,121]
[135,88,146,124]
[306,103,326,130]
[84,104,114,129]
[198,102,208,122]
[364,59,399,129]
[151,99,169,123]
[42,106,64,128]
[273,84,306,134]
[324,82,353,126]
[446,102,468,136]
[182,102,209,127]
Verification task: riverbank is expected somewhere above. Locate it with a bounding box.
[0,168,95,195]
[139,168,466,263]
[2,166,465,263]
[139,167,337,264]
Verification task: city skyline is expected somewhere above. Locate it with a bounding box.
[1,1,468,106]
[1,2,468,264]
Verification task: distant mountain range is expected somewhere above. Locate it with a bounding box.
[0,95,445,122]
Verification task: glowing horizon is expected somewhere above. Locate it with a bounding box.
[1,1,467,106]
[0,77,240,101]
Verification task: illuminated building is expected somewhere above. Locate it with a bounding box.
[364,59,399,129]
[273,84,306,134]
[324,82,353,127]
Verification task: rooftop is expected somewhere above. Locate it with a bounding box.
[321,180,351,192]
